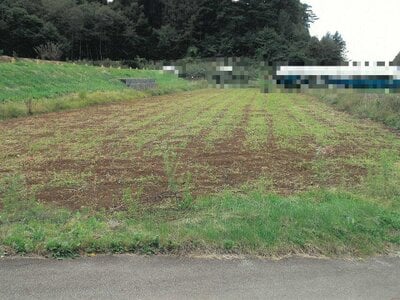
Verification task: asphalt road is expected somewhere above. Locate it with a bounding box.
[1,255,400,299]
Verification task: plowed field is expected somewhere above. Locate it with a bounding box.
[1,89,399,209]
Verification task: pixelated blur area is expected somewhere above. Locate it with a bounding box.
[163,57,251,88]
[263,62,400,94]
[206,58,250,88]
[162,59,400,94]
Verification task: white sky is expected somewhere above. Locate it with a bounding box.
[303,0,400,62]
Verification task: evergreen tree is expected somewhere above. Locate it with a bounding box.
[0,0,346,65]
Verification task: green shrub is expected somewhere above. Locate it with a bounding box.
[46,240,79,258]
[4,235,28,254]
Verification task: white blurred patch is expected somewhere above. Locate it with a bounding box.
[217,66,233,72]
[163,66,179,75]
[277,65,400,76]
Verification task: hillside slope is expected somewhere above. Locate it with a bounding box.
[0,60,191,102]
[0,60,199,119]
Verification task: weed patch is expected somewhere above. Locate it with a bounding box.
[363,151,400,202]
[312,90,400,130]
[0,175,398,258]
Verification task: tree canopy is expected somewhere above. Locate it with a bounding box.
[0,0,346,64]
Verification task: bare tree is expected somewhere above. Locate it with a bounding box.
[34,42,63,61]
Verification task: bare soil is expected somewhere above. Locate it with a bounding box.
[1,89,398,210]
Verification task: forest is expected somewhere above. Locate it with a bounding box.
[0,0,346,64]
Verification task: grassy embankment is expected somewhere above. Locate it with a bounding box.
[311,90,400,130]
[1,90,399,258]
[0,60,201,119]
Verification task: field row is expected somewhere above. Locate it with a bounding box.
[1,89,399,209]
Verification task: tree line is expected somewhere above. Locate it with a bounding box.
[0,0,347,65]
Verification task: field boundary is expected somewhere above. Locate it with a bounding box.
[0,84,207,121]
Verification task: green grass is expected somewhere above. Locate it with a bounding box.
[312,90,400,130]
[0,166,399,258]
[0,60,203,119]
[0,88,399,258]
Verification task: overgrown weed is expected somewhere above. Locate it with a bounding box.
[364,151,400,202]
[313,90,400,130]
[122,187,142,217]
[163,150,179,193]
[1,174,398,258]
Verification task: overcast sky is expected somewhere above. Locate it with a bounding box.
[303,0,400,62]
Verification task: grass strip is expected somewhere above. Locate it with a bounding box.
[0,175,398,259]
[311,90,400,130]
